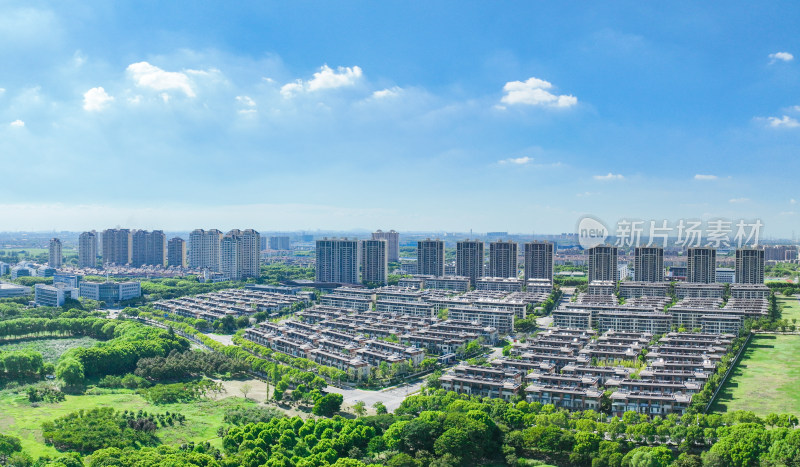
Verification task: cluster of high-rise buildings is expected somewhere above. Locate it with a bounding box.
[66,228,260,280]
[316,234,554,287]
[585,244,764,285]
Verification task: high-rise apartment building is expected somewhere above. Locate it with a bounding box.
[189,229,223,271]
[735,247,765,284]
[524,241,554,282]
[167,237,187,268]
[489,240,518,279]
[372,230,400,262]
[316,238,359,284]
[269,236,291,250]
[587,245,619,282]
[220,229,260,280]
[456,240,484,285]
[131,230,166,266]
[687,247,716,284]
[78,231,98,268]
[417,239,445,277]
[102,229,132,265]
[361,239,388,285]
[634,246,664,282]
[48,238,62,269]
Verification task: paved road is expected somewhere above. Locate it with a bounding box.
[325,380,426,412]
[204,333,235,346]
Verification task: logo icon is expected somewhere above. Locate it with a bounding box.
[577,216,608,249]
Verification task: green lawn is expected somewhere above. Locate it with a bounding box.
[778,296,800,322]
[0,337,99,363]
[0,390,259,458]
[711,334,800,418]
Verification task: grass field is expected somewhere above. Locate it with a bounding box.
[778,296,800,322]
[0,389,259,458]
[0,337,99,363]
[711,334,800,418]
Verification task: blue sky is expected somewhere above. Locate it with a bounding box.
[1,1,799,236]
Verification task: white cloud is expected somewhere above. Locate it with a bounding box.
[791,199,797,205]
[498,156,532,165]
[729,198,749,204]
[236,95,256,107]
[593,173,624,181]
[779,211,796,216]
[9,119,24,127]
[372,87,401,99]
[769,51,794,63]
[500,77,577,108]
[82,87,114,111]
[126,61,196,97]
[308,65,362,91]
[281,65,363,98]
[0,88,5,96]
[694,174,718,181]
[767,115,800,128]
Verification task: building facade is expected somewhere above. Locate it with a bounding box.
[269,236,291,250]
[316,238,359,284]
[361,239,388,286]
[78,231,98,268]
[634,246,664,282]
[524,241,554,282]
[131,230,166,267]
[102,229,132,265]
[48,238,62,269]
[167,237,187,267]
[372,229,400,262]
[456,240,484,286]
[417,239,445,277]
[587,245,619,282]
[735,247,765,285]
[489,240,518,279]
[189,228,223,271]
[687,247,716,284]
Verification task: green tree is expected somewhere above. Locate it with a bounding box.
[312,393,343,417]
[56,357,85,388]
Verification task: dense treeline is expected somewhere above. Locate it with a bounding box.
[134,349,249,381]
[42,407,162,454]
[139,278,238,301]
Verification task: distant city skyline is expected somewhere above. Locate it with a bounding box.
[2,2,800,235]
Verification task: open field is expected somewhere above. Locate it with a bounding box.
[0,389,260,458]
[711,334,800,418]
[0,336,99,363]
[778,296,800,322]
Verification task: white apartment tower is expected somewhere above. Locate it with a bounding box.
[735,247,765,284]
[220,229,260,280]
[48,238,62,269]
[456,240,484,285]
[634,246,664,282]
[361,239,388,286]
[372,230,400,262]
[417,239,445,277]
[687,247,717,284]
[189,229,223,271]
[316,238,359,284]
[524,241,554,282]
[489,240,518,279]
[588,245,619,282]
[78,231,98,268]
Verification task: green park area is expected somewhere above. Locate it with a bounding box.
[0,390,257,458]
[778,295,800,322]
[711,334,800,418]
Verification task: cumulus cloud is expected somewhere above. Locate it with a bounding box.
[9,119,24,127]
[729,198,749,203]
[593,173,624,181]
[694,174,718,181]
[281,65,363,97]
[766,115,800,128]
[769,51,794,63]
[791,199,797,205]
[500,77,577,108]
[498,156,532,165]
[82,87,114,111]
[126,61,196,97]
